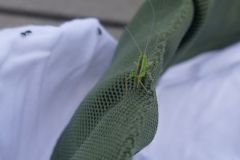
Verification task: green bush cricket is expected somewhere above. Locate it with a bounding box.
[125,0,155,93]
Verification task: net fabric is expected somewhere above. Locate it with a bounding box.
[51,0,194,159]
[51,0,240,159]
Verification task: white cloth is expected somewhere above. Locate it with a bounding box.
[0,18,117,160]
[134,42,240,160]
[0,18,240,160]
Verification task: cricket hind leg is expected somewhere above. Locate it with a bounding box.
[125,74,134,94]
[125,76,130,94]
[138,80,149,93]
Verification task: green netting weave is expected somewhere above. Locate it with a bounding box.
[51,0,240,159]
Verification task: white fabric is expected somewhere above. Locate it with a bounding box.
[0,18,240,160]
[134,42,240,160]
[0,18,117,160]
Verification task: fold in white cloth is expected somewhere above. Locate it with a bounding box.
[0,19,117,160]
[134,41,240,160]
[0,19,239,160]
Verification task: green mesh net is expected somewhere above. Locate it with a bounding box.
[51,0,240,159]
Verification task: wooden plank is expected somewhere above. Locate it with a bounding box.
[0,14,59,28]
[0,14,123,39]
[0,0,144,23]
[105,26,123,39]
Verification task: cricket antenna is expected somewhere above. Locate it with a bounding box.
[125,26,143,54]
[144,0,155,55]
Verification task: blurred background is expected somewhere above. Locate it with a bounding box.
[0,0,144,39]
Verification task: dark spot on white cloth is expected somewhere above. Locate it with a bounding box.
[97,27,102,36]
[21,30,32,37]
